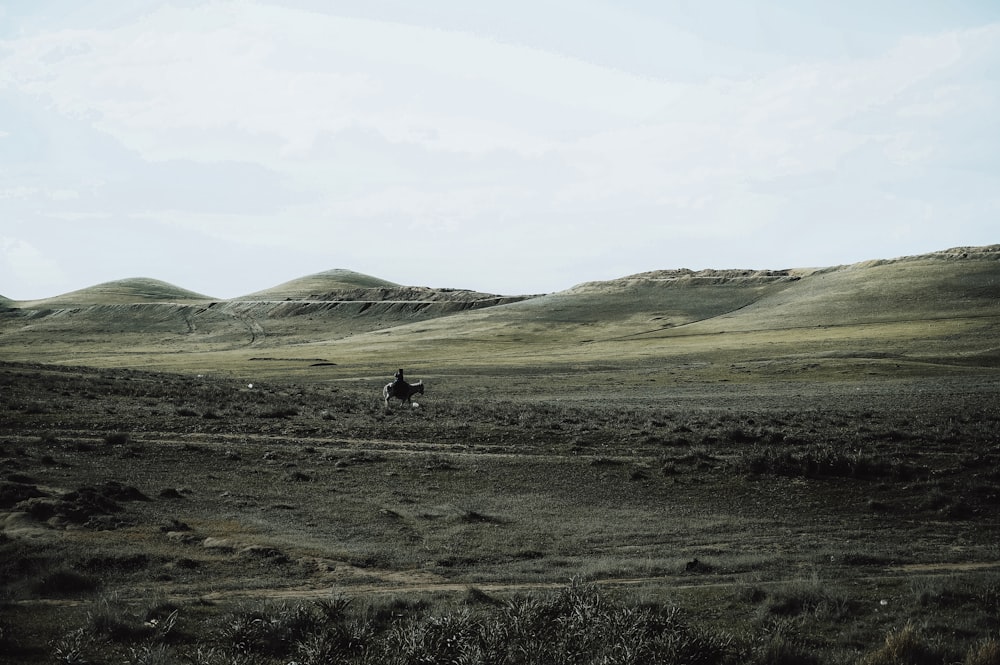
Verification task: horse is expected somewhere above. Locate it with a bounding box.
[383,379,424,407]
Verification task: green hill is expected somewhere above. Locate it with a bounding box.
[18,278,214,307]
[286,245,1000,381]
[235,269,402,300]
[1,246,997,382]
[692,245,1000,333]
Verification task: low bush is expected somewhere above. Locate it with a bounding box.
[964,638,1000,665]
[103,431,131,446]
[736,443,922,481]
[31,567,99,597]
[35,578,1000,665]
[88,594,152,643]
[757,576,852,622]
[858,623,947,665]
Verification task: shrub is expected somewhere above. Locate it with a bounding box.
[103,431,131,446]
[124,644,176,665]
[749,630,821,665]
[965,638,1000,665]
[87,594,154,643]
[295,621,373,663]
[51,628,94,665]
[859,623,945,665]
[217,600,324,658]
[260,406,299,419]
[31,568,99,597]
[759,576,851,621]
[370,582,733,665]
[737,443,921,480]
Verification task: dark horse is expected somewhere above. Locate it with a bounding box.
[383,379,424,407]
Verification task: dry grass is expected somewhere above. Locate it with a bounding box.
[1,361,998,663]
[1,246,999,662]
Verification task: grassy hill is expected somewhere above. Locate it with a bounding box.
[235,268,402,300]
[269,245,1000,386]
[0,245,997,385]
[17,277,214,307]
[696,246,1000,331]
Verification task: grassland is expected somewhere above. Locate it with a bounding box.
[0,246,998,663]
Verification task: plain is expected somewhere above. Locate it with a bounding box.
[0,245,998,664]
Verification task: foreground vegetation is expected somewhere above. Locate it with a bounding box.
[1,361,998,663]
[27,580,1000,665]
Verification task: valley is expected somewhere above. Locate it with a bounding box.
[0,246,998,664]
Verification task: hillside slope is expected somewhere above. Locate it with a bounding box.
[0,245,997,381]
[290,245,1000,381]
[693,246,1000,332]
[235,269,402,299]
[0,269,535,364]
[17,277,215,307]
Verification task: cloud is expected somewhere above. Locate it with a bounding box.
[0,236,69,299]
[0,2,680,162]
[0,3,997,295]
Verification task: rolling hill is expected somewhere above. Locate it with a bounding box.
[17,277,215,307]
[235,268,402,300]
[0,245,997,383]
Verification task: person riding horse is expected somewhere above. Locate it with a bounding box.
[384,369,424,407]
[390,369,405,399]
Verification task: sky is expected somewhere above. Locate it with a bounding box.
[1,1,998,300]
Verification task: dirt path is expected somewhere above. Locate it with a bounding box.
[3,431,583,461]
[186,559,1000,602]
[16,561,1000,609]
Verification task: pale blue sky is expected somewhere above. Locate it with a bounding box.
[2,1,998,299]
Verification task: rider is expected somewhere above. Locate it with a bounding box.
[390,369,405,397]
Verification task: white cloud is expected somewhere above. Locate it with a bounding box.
[0,237,69,299]
[0,3,997,295]
[0,2,681,163]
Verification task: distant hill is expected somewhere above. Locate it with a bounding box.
[690,245,1000,333]
[18,278,215,307]
[463,245,1000,333]
[235,269,402,300]
[1,245,997,380]
[264,244,997,377]
[537,268,804,328]
[233,268,532,304]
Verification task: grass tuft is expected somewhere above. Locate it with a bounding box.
[859,622,945,665]
[965,638,1000,665]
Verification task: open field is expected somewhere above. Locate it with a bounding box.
[1,246,999,663]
